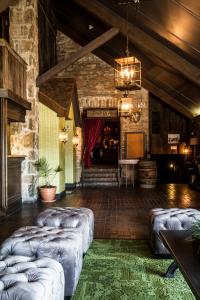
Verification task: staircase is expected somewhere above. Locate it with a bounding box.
[81,167,119,187]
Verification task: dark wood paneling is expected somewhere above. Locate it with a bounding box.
[7,157,24,214]
[149,93,190,154]
[7,101,26,122]
[38,0,57,75]
[0,39,27,100]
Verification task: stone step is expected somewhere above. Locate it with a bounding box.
[83,173,118,179]
[83,168,118,174]
[83,177,118,183]
[82,167,119,187]
[82,182,119,187]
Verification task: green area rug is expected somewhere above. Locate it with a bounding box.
[73,240,195,300]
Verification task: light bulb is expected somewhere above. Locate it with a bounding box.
[121,102,130,111]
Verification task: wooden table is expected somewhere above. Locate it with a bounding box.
[118,159,139,188]
[160,230,200,299]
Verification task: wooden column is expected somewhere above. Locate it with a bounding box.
[0,98,7,215]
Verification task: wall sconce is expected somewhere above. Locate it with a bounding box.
[118,96,133,118]
[73,134,79,147]
[59,127,69,143]
[118,93,145,123]
[183,146,189,155]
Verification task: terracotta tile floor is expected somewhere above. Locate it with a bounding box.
[0,184,200,243]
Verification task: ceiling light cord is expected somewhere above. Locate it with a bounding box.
[125,0,140,56]
[125,4,129,56]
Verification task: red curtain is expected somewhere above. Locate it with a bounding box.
[83,118,103,168]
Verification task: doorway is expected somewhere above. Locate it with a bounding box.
[83,109,120,167]
[93,120,120,165]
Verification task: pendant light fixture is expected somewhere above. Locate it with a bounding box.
[114,0,141,91]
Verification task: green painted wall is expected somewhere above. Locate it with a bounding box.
[65,103,76,184]
[59,117,66,191]
[39,103,65,193]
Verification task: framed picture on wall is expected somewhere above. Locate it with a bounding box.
[168,134,180,144]
[125,132,145,159]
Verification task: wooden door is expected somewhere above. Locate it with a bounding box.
[125,132,145,159]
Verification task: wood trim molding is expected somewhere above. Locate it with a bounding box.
[0,89,31,110]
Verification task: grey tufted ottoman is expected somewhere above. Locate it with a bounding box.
[149,208,200,255]
[0,255,64,300]
[36,207,94,253]
[0,226,83,297]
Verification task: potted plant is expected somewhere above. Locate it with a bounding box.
[189,220,200,255]
[33,157,63,203]
[192,220,200,239]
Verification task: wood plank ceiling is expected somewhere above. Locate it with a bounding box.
[51,0,200,118]
[39,78,81,126]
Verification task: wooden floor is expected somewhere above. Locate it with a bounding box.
[0,184,200,243]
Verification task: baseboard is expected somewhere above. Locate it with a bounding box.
[56,190,66,200]
[65,183,77,191]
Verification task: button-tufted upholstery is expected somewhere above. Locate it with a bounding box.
[0,255,64,300]
[36,207,94,253]
[0,226,83,296]
[149,208,200,255]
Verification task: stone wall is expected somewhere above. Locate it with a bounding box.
[9,0,39,201]
[56,32,149,176]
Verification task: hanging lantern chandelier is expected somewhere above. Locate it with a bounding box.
[114,0,141,91]
[115,56,141,91]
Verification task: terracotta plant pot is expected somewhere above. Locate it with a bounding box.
[39,186,56,203]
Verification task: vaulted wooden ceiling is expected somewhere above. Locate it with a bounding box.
[50,0,200,119]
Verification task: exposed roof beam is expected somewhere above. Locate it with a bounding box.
[38,91,67,117]
[37,27,119,86]
[92,48,193,118]
[58,23,193,118]
[0,0,18,12]
[142,78,193,119]
[73,0,200,87]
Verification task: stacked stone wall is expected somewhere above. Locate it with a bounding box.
[9,0,39,201]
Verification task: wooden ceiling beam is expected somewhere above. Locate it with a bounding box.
[0,0,18,12]
[92,48,193,118]
[142,78,193,119]
[36,27,119,86]
[58,21,194,117]
[56,6,200,109]
[73,0,200,87]
[38,91,67,118]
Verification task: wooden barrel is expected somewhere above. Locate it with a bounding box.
[138,161,157,188]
